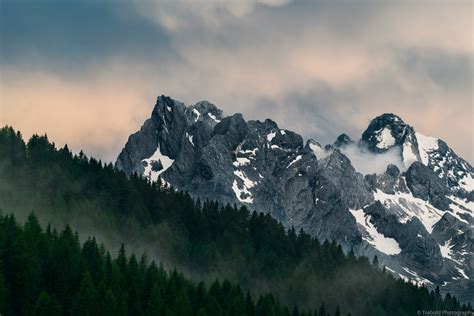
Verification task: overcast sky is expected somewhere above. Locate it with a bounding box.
[1,0,473,163]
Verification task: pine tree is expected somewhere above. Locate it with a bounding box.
[372,255,379,269]
[147,281,164,315]
[117,243,127,273]
[245,291,255,316]
[292,305,300,316]
[0,272,7,313]
[319,303,326,316]
[71,272,99,316]
[102,289,117,315]
[197,307,208,316]
[34,291,61,316]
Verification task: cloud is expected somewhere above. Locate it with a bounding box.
[0,67,154,162]
[1,0,472,163]
[0,0,173,73]
[133,0,292,30]
[340,145,406,176]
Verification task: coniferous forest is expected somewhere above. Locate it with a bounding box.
[0,126,472,315]
[0,212,322,316]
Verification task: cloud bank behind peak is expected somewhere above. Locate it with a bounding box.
[1,0,472,163]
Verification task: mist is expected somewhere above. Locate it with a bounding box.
[340,144,406,175]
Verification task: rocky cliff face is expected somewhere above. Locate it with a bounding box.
[116,96,474,303]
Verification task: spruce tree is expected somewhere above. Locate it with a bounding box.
[71,272,99,316]
[34,291,61,316]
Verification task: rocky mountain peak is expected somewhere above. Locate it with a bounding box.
[361,113,414,153]
[334,133,353,148]
[263,118,279,129]
[305,139,330,160]
[153,95,184,116]
[359,113,473,198]
[186,100,224,127]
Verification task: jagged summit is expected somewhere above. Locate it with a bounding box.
[333,133,354,148]
[359,112,473,197]
[361,113,414,153]
[116,96,474,303]
[370,113,404,122]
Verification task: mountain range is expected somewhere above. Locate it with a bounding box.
[116,95,473,303]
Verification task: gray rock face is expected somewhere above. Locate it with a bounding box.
[365,164,409,194]
[116,96,474,303]
[317,150,373,210]
[405,162,451,210]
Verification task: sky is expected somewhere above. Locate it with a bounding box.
[1,0,473,163]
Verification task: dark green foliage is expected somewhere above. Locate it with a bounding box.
[34,291,61,316]
[0,214,316,315]
[0,126,472,315]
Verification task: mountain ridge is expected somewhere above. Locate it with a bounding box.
[116,95,474,303]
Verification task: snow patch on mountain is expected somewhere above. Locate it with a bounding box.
[186,132,194,146]
[288,155,302,168]
[271,144,286,151]
[400,267,433,285]
[459,174,474,192]
[373,189,443,233]
[208,112,221,123]
[349,208,402,255]
[402,142,418,169]
[416,132,439,165]
[192,108,201,122]
[373,190,473,234]
[387,266,432,286]
[142,146,174,182]
[232,170,256,203]
[233,157,251,167]
[376,127,396,149]
[447,196,473,225]
[240,148,258,156]
[439,239,454,259]
[449,195,474,214]
[267,131,276,142]
[455,266,470,280]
